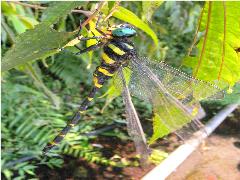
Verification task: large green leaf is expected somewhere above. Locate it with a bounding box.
[2,26,75,72]
[149,114,170,144]
[1,2,66,107]
[2,2,84,72]
[183,2,240,87]
[112,6,159,47]
[41,2,83,25]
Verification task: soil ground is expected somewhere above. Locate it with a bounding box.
[167,107,240,180]
[37,107,240,180]
[167,135,240,180]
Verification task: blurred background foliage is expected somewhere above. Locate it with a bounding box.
[1,1,239,179]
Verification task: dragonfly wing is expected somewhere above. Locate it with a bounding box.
[136,57,225,101]
[130,57,225,123]
[123,57,224,140]
[118,68,150,160]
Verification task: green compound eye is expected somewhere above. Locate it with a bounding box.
[112,27,136,37]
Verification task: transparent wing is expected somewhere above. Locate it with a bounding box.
[136,57,225,101]
[118,68,150,160]
[127,62,201,139]
[116,57,224,140]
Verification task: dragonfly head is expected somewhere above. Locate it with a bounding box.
[111,24,136,38]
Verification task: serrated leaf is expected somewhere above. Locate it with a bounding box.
[183,2,240,86]
[2,25,75,72]
[2,2,84,72]
[112,6,158,47]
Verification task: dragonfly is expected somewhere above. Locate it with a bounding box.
[43,20,224,160]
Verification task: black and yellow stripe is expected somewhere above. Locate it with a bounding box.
[97,67,114,77]
[108,44,126,55]
[43,38,136,154]
[42,88,98,153]
[102,52,115,64]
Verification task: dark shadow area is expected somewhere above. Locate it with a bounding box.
[233,141,240,149]
[237,163,240,172]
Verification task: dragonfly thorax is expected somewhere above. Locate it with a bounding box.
[102,39,136,66]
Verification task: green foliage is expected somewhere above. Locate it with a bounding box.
[183,2,240,86]
[142,1,163,23]
[149,2,240,143]
[149,114,170,144]
[2,1,240,179]
[2,2,83,72]
[1,1,69,108]
[163,1,202,34]
[148,149,168,165]
[41,2,83,25]
[1,74,132,179]
[153,1,202,65]
[47,52,92,88]
[1,2,38,34]
[214,83,240,105]
[1,77,65,179]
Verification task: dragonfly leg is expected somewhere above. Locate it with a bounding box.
[44,36,104,56]
[77,16,107,41]
[78,36,106,41]
[77,11,102,40]
[77,19,83,40]
[75,42,104,55]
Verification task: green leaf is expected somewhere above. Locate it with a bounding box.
[183,2,240,86]
[2,2,84,72]
[1,2,13,15]
[2,25,75,72]
[3,169,13,180]
[41,2,84,26]
[1,16,15,43]
[142,1,163,23]
[149,113,171,144]
[112,6,159,47]
[2,2,38,34]
[216,83,240,105]
[18,16,39,29]
[8,15,26,34]
[108,1,116,11]
[148,149,168,165]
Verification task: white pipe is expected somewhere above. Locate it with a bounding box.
[142,104,239,180]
